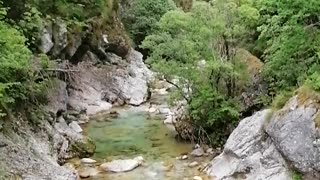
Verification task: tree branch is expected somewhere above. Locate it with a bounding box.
[164,77,190,103]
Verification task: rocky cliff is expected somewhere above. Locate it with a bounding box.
[0,9,153,179]
[205,88,320,180]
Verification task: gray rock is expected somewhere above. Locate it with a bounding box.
[206,109,291,180]
[266,96,320,174]
[69,121,83,133]
[52,18,68,56]
[0,118,77,180]
[39,23,53,54]
[188,161,199,167]
[45,79,68,115]
[100,156,144,173]
[115,49,153,106]
[78,167,99,178]
[191,148,204,157]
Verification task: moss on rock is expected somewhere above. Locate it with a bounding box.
[70,137,96,158]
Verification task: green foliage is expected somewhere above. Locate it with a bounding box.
[306,72,320,91]
[142,1,257,146]
[17,5,43,50]
[271,90,294,110]
[28,0,112,21]
[291,170,303,180]
[122,0,176,45]
[0,6,48,117]
[257,0,320,92]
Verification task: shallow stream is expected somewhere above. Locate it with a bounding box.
[74,106,210,179]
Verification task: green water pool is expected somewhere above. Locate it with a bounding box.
[84,106,192,161]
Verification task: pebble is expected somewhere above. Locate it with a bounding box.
[206,148,213,154]
[78,167,99,178]
[188,161,199,167]
[182,155,188,160]
[176,155,188,160]
[81,158,97,164]
[191,148,205,157]
[193,176,203,180]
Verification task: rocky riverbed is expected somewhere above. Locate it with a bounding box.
[65,79,215,180]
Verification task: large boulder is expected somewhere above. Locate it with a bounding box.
[266,94,320,176]
[54,117,96,158]
[236,49,267,114]
[205,109,291,180]
[114,49,153,105]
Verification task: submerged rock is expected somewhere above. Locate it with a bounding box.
[100,156,144,173]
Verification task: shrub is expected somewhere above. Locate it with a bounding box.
[122,0,176,45]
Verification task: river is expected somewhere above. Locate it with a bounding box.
[69,105,210,179]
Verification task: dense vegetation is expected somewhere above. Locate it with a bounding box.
[137,0,320,145]
[0,0,115,117]
[0,3,47,117]
[1,0,320,146]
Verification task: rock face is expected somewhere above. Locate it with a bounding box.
[0,118,78,180]
[266,95,320,176]
[114,49,153,105]
[206,109,291,180]
[68,48,152,115]
[100,156,144,173]
[206,93,320,179]
[45,79,68,115]
[39,23,54,54]
[52,18,68,56]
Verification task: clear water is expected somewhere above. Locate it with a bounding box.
[84,106,191,161]
[75,106,210,180]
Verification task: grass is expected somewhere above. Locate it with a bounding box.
[270,90,294,110]
[295,85,320,106]
[291,170,303,180]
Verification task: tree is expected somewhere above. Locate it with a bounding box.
[257,0,320,92]
[141,1,258,145]
[122,0,176,46]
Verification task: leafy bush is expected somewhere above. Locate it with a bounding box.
[257,0,320,92]
[122,0,176,45]
[0,7,48,116]
[306,72,320,91]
